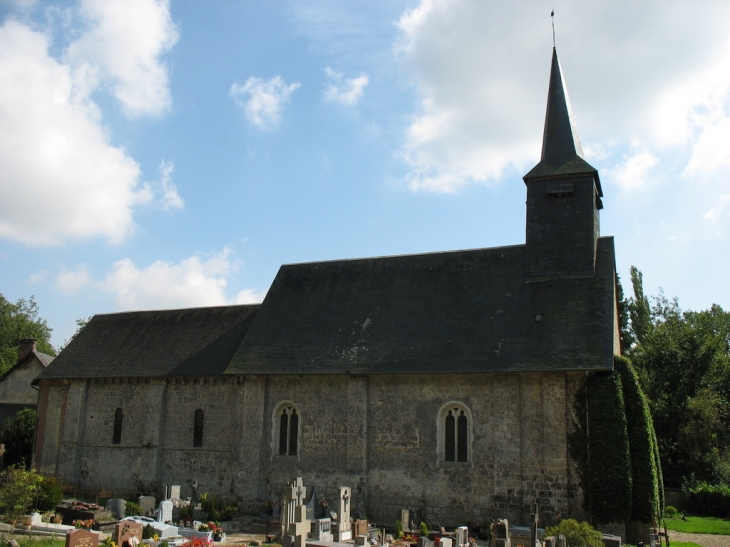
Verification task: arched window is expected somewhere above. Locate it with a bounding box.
[275,404,299,456]
[193,409,204,447]
[438,402,470,463]
[112,408,123,445]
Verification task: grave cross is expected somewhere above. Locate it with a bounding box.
[342,490,350,513]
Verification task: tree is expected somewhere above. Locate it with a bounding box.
[0,293,55,374]
[628,266,652,347]
[616,273,635,354]
[0,408,37,469]
[626,269,730,487]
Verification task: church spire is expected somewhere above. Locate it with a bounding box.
[524,48,600,192]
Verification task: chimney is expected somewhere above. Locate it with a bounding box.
[17,338,37,361]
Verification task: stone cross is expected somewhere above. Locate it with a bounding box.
[283,477,307,539]
[338,486,352,533]
[287,504,310,547]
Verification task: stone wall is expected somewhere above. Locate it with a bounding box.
[35,371,587,528]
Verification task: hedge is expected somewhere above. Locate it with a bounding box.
[683,482,730,517]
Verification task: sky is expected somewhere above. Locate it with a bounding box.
[1,0,729,350]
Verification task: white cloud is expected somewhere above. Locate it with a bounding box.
[605,151,658,191]
[684,117,730,176]
[394,0,730,193]
[0,1,180,247]
[66,0,179,117]
[139,160,184,211]
[54,248,265,310]
[704,195,730,224]
[323,67,369,106]
[230,76,300,131]
[55,264,91,294]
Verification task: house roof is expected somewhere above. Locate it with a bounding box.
[225,236,617,376]
[0,349,54,382]
[36,305,258,380]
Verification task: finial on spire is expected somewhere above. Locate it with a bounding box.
[551,10,555,48]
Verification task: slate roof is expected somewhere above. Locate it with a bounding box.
[524,48,602,197]
[36,305,258,380]
[225,236,617,376]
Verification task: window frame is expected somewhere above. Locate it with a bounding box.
[436,401,472,466]
[272,401,300,459]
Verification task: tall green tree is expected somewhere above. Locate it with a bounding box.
[0,293,55,374]
[626,270,730,487]
[628,266,652,347]
[0,408,37,469]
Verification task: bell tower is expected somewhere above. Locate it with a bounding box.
[523,48,603,280]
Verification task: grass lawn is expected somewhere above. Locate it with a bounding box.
[664,516,730,535]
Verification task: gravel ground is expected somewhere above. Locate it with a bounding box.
[669,531,730,547]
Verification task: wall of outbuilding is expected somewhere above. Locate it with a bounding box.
[34,371,587,528]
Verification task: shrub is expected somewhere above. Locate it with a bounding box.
[395,519,403,539]
[545,519,603,547]
[125,501,142,516]
[0,408,36,468]
[0,464,42,521]
[683,481,730,517]
[420,522,429,537]
[664,506,678,518]
[143,524,155,539]
[36,475,64,511]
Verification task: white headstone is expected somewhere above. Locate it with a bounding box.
[338,486,352,532]
[159,500,173,523]
[441,538,453,547]
[456,526,469,547]
[170,485,181,501]
[283,477,307,538]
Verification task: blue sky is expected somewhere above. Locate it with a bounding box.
[1,0,729,349]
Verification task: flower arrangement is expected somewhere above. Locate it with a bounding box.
[73,519,94,529]
[182,537,212,547]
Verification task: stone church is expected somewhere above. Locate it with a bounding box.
[33,48,619,528]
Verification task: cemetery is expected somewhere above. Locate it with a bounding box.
[0,476,661,547]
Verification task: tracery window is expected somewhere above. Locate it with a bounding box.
[112,407,123,445]
[193,409,204,447]
[438,402,470,463]
[276,404,299,456]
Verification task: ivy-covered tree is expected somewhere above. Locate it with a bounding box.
[0,293,55,374]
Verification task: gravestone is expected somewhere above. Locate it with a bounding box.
[287,504,310,547]
[115,520,143,547]
[159,500,173,523]
[399,510,410,533]
[355,519,368,538]
[493,520,511,547]
[355,535,367,546]
[311,518,333,542]
[107,499,126,520]
[418,538,434,547]
[456,526,469,547]
[440,539,453,547]
[138,496,156,516]
[306,487,317,522]
[334,486,352,542]
[282,477,307,539]
[66,529,98,547]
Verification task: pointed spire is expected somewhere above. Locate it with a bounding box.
[541,47,584,165]
[524,48,600,190]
